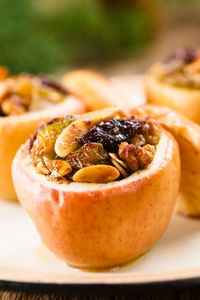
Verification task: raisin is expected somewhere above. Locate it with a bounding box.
[66,143,109,169]
[163,48,198,75]
[29,117,60,151]
[30,116,76,157]
[80,118,142,152]
[41,77,69,95]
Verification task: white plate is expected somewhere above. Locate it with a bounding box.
[1,199,200,285]
[0,76,200,286]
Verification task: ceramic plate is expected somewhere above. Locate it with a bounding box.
[0,76,200,287]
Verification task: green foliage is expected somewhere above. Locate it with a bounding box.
[0,0,152,75]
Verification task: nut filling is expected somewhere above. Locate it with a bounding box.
[0,67,69,116]
[30,108,161,183]
[154,48,200,89]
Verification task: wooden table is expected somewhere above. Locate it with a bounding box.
[1,280,200,299]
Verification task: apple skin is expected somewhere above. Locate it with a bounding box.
[12,130,180,269]
[131,104,200,218]
[0,97,85,201]
[62,70,133,111]
[145,69,200,124]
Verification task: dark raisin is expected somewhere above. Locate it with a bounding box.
[80,118,142,152]
[41,77,69,95]
[176,48,197,64]
[131,116,151,136]
[164,48,197,74]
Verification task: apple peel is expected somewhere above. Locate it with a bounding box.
[132,104,200,218]
[0,96,85,201]
[12,128,180,268]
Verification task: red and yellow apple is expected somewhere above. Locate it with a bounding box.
[0,97,85,201]
[132,104,200,218]
[145,65,200,124]
[12,125,180,268]
[63,70,134,111]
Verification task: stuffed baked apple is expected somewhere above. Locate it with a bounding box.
[0,67,85,200]
[12,107,180,268]
[146,48,200,123]
[63,70,135,110]
[132,104,200,218]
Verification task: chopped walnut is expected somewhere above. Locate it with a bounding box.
[118,142,155,172]
[118,142,139,171]
[143,117,161,145]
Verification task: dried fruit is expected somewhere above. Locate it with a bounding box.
[17,81,34,99]
[66,143,109,169]
[32,111,160,183]
[73,165,120,183]
[31,116,76,158]
[0,71,70,117]
[41,156,72,178]
[55,107,126,157]
[41,77,68,95]
[81,118,142,152]
[164,48,197,71]
[1,95,28,115]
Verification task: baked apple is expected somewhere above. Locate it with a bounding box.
[145,48,200,124]
[62,70,134,110]
[131,104,200,218]
[0,67,85,200]
[12,107,180,268]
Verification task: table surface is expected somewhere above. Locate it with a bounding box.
[1,286,200,299]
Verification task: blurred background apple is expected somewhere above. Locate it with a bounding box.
[0,0,199,76]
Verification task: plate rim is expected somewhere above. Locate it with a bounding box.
[1,277,200,295]
[1,266,200,285]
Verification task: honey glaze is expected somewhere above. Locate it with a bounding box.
[67,251,148,273]
[34,244,148,272]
